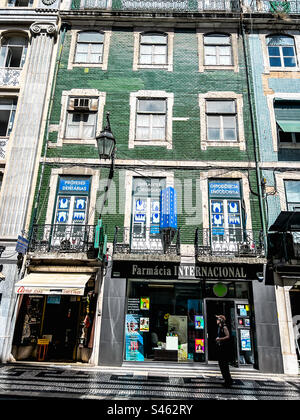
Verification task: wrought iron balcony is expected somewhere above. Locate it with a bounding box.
[0,137,9,160]
[195,227,265,258]
[268,232,300,261]
[29,224,97,255]
[245,0,300,14]
[113,226,181,255]
[82,0,240,12]
[0,68,21,87]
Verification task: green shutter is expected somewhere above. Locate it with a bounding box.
[274,100,300,132]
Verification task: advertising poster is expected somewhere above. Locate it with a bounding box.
[140,317,149,332]
[194,315,204,329]
[195,339,205,353]
[140,297,150,310]
[125,314,144,361]
[240,329,251,351]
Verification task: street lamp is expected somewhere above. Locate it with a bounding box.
[96,112,116,161]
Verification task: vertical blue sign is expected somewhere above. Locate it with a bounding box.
[160,187,177,230]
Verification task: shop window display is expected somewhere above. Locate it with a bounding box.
[125,281,205,363]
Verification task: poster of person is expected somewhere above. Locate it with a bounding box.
[140,297,150,310]
[140,317,149,332]
[195,339,205,353]
[125,314,139,334]
[194,315,204,329]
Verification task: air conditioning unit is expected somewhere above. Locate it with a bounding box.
[68,97,98,111]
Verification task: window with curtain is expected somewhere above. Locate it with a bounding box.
[135,98,166,141]
[75,31,104,64]
[65,97,98,139]
[204,33,232,66]
[267,35,297,68]
[285,180,300,211]
[139,32,167,65]
[206,100,237,142]
[274,100,300,144]
[0,36,28,68]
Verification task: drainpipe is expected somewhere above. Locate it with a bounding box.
[27,22,68,244]
[240,14,268,251]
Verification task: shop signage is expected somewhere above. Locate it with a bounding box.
[15,286,83,295]
[209,181,240,198]
[160,187,177,230]
[112,261,264,281]
[59,179,90,193]
[16,235,29,255]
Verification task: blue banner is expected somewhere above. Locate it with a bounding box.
[209,181,240,198]
[160,187,177,230]
[125,314,144,361]
[59,179,90,194]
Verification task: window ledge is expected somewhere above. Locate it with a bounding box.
[279,143,300,149]
[132,140,172,149]
[70,62,106,69]
[61,139,97,146]
[201,140,245,151]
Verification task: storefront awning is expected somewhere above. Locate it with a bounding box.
[269,211,300,232]
[15,273,91,296]
[277,120,300,133]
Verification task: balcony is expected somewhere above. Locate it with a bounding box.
[0,137,9,160]
[195,227,265,258]
[29,224,97,256]
[80,0,240,12]
[0,68,21,88]
[244,0,300,14]
[113,226,181,256]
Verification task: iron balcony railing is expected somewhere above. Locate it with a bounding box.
[195,227,265,258]
[267,231,300,260]
[113,226,181,255]
[246,0,300,13]
[29,224,97,255]
[82,0,240,12]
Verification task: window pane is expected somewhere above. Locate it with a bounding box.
[268,46,280,56]
[285,181,300,203]
[152,127,165,139]
[153,54,167,64]
[279,131,293,142]
[90,43,103,53]
[207,115,220,128]
[78,32,104,43]
[154,45,167,55]
[283,56,296,67]
[205,46,216,56]
[267,35,294,46]
[141,34,167,44]
[282,46,295,57]
[138,99,166,113]
[136,127,150,139]
[0,110,10,136]
[140,45,152,55]
[205,55,217,65]
[140,54,152,64]
[224,128,237,140]
[223,115,236,128]
[269,57,282,67]
[206,100,235,113]
[204,34,230,45]
[66,113,80,138]
[152,114,165,128]
[136,114,150,127]
[207,128,220,140]
[219,55,232,65]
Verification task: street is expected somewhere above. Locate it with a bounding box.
[0,363,299,402]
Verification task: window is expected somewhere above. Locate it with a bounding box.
[139,32,167,65]
[74,31,104,64]
[65,97,98,139]
[136,99,166,141]
[131,177,166,252]
[7,0,33,6]
[285,180,300,211]
[0,98,17,136]
[267,35,297,68]
[208,180,244,253]
[204,33,232,66]
[274,100,300,145]
[206,100,237,142]
[0,36,28,68]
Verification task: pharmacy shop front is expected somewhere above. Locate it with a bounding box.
[101,260,264,368]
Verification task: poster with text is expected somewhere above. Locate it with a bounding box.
[194,315,204,329]
[125,314,144,361]
[240,329,251,351]
[195,339,205,353]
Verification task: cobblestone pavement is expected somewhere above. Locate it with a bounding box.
[0,363,299,401]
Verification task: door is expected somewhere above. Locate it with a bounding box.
[205,299,237,364]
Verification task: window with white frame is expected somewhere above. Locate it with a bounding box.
[7,0,33,6]
[285,180,300,211]
[65,96,98,139]
[267,35,297,68]
[204,33,232,66]
[139,32,167,65]
[0,36,28,68]
[74,31,104,64]
[0,98,17,136]
[135,98,166,141]
[206,100,237,142]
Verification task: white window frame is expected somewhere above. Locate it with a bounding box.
[261,32,300,73]
[197,29,239,73]
[56,89,106,147]
[275,172,300,213]
[199,92,245,150]
[133,28,174,72]
[68,29,111,70]
[129,90,173,149]
[267,92,300,152]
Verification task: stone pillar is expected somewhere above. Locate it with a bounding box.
[0,21,58,362]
